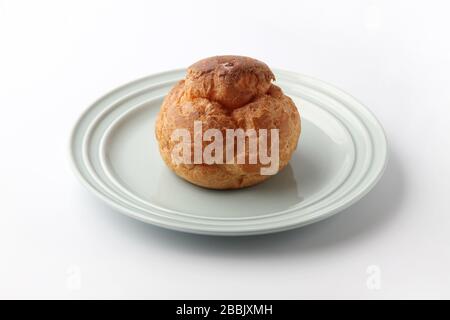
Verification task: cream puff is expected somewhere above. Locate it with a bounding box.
[155,55,301,189]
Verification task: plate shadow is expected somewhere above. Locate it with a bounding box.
[82,148,405,258]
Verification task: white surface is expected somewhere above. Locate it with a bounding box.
[71,69,387,235]
[0,0,449,299]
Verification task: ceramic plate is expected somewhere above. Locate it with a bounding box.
[70,69,387,236]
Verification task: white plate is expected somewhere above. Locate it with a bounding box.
[70,69,387,236]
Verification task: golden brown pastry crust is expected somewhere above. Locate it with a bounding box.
[155,55,301,189]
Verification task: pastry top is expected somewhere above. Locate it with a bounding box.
[185,55,275,109]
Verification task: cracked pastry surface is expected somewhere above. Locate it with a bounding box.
[155,55,301,189]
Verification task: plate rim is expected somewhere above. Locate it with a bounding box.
[69,68,388,236]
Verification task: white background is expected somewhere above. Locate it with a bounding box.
[1,0,449,299]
